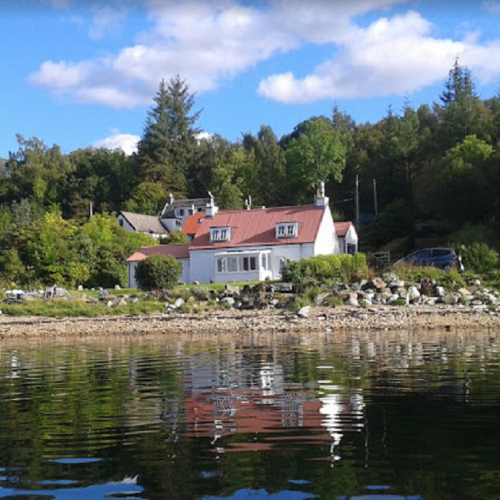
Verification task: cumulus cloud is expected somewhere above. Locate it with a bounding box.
[93,131,140,155]
[88,4,128,41]
[30,0,500,107]
[259,9,500,103]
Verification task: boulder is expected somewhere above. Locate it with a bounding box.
[297,306,311,318]
[114,285,121,290]
[345,297,359,307]
[371,277,387,290]
[224,284,241,297]
[314,292,331,306]
[407,285,421,302]
[191,286,209,300]
[173,298,185,309]
[274,283,294,293]
[442,293,459,305]
[220,297,236,307]
[351,279,367,291]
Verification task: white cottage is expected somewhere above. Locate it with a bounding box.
[116,211,169,240]
[126,244,190,288]
[334,222,359,255]
[188,191,340,284]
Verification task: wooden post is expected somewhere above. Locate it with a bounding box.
[373,179,378,216]
[355,175,360,231]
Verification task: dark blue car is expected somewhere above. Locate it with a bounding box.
[396,247,464,272]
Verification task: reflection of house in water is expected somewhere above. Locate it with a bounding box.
[176,351,365,456]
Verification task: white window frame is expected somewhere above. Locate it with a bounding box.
[210,226,231,243]
[216,258,226,273]
[276,222,298,239]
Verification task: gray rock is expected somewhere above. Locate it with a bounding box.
[351,279,367,291]
[274,283,294,293]
[442,293,459,305]
[130,297,139,304]
[77,285,84,291]
[435,286,446,297]
[173,298,185,309]
[371,277,387,290]
[298,306,311,318]
[220,297,236,307]
[345,297,359,307]
[332,282,350,293]
[314,292,331,306]
[114,285,121,290]
[224,284,240,297]
[407,285,421,302]
[191,286,209,300]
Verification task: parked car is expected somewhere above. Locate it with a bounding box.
[396,247,464,272]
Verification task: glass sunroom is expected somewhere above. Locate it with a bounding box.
[214,249,273,282]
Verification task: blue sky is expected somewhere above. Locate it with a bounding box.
[2,0,500,157]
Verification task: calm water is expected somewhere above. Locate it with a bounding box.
[0,329,499,500]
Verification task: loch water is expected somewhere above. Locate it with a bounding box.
[0,329,499,500]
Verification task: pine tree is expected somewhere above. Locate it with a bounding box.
[137,76,202,197]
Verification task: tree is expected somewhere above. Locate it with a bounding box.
[137,76,202,196]
[162,230,188,245]
[135,254,182,291]
[286,118,346,203]
[242,125,287,207]
[124,182,166,215]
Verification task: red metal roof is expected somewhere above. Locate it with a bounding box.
[127,244,190,262]
[189,205,327,250]
[182,212,206,236]
[334,222,354,237]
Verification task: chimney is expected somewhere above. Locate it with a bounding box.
[168,192,174,205]
[316,181,329,208]
[206,191,219,218]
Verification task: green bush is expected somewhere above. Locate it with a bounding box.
[393,263,465,289]
[448,224,500,249]
[282,253,367,285]
[456,243,499,274]
[135,254,183,291]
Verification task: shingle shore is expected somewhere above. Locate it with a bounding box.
[0,305,499,338]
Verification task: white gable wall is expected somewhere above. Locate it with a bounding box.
[313,207,339,255]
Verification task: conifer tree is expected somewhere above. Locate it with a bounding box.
[137,76,201,197]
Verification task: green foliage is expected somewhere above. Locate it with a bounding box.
[283,253,367,285]
[286,118,346,201]
[456,243,499,274]
[448,224,500,249]
[161,230,188,245]
[124,182,166,215]
[370,199,414,247]
[393,263,465,289]
[135,254,183,291]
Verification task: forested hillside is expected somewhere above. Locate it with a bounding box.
[1,62,499,288]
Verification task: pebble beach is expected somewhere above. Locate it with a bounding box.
[1,304,499,338]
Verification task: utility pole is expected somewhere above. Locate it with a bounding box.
[90,202,93,219]
[355,175,360,231]
[373,179,378,216]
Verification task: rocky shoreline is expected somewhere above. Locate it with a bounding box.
[1,303,499,338]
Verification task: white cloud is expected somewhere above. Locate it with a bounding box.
[30,1,500,107]
[259,10,500,103]
[93,131,140,155]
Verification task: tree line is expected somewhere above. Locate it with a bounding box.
[1,60,500,287]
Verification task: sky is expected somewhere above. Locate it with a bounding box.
[2,0,500,157]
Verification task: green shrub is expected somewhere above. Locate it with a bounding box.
[393,263,465,289]
[282,253,367,285]
[448,224,500,249]
[456,243,499,274]
[135,255,183,291]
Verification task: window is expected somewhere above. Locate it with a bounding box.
[242,256,257,271]
[261,254,267,270]
[176,220,182,227]
[188,209,194,215]
[179,209,185,217]
[229,257,238,272]
[276,222,298,239]
[347,243,356,255]
[197,207,204,212]
[217,258,226,273]
[210,227,231,242]
[118,219,124,227]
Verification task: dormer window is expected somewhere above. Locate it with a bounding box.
[210,226,231,242]
[276,222,298,239]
